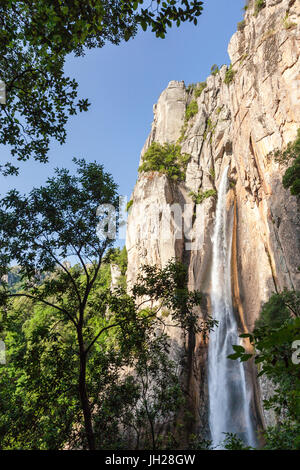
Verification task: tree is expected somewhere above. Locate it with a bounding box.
[0,1,204,174]
[228,290,300,450]
[0,160,215,449]
[0,158,119,449]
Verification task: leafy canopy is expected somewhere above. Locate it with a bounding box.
[0,158,118,282]
[0,257,214,449]
[0,1,204,174]
[139,142,191,181]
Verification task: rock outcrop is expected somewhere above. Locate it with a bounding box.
[126,0,300,438]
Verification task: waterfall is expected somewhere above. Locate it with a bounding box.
[208,166,256,448]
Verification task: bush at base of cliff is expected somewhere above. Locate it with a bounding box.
[139,142,190,181]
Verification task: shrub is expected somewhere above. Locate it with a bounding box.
[189,188,217,204]
[178,122,188,144]
[126,199,133,212]
[203,118,216,141]
[268,129,300,196]
[224,64,236,85]
[185,100,198,121]
[210,64,219,76]
[283,157,300,196]
[237,20,246,31]
[254,0,266,16]
[209,167,215,180]
[178,98,200,144]
[194,81,207,98]
[186,83,197,94]
[255,291,294,329]
[139,142,191,181]
[283,13,297,30]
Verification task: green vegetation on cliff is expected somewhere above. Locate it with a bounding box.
[224,64,236,85]
[139,142,191,181]
[189,188,217,204]
[185,100,198,121]
[269,129,300,197]
[254,0,266,16]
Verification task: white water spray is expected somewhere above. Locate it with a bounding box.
[208,166,256,448]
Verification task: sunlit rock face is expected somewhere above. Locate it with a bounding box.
[126,0,300,440]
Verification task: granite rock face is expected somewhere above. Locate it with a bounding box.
[126,0,300,436]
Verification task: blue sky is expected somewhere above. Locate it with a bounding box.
[1,0,245,199]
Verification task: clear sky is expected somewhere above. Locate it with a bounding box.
[0,0,245,200]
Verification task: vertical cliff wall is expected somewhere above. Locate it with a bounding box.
[126,0,300,438]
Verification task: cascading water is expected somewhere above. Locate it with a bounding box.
[208,166,256,448]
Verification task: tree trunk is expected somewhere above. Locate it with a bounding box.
[78,330,95,450]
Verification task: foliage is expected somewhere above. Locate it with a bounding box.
[283,13,297,30]
[237,20,246,31]
[178,122,189,144]
[269,129,300,164]
[189,188,217,204]
[188,434,212,450]
[0,40,89,175]
[209,167,215,180]
[185,100,198,121]
[268,129,300,196]
[132,260,217,336]
[210,64,219,76]
[228,290,300,450]
[0,158,118,280]
[254,0,266,16]
[255,291,296,329]
[2,1,205,53]
[221,433,253,450]
[126,199,134,212]
[178,90,203,144]
[139,142,191,181]
[283,157,300,197]
[0,1,204,174]
[0,291,187,450]
[188,432,252,450]
[0,159,120,450]
[0,199,213,453]
[203,118,216,141]
[194,81,207,98]
[262,421,300,450]
[186,83,197,94]
[224,64,236,85]
[103,246,128,277]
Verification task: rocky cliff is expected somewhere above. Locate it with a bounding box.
[126,0,300,439]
